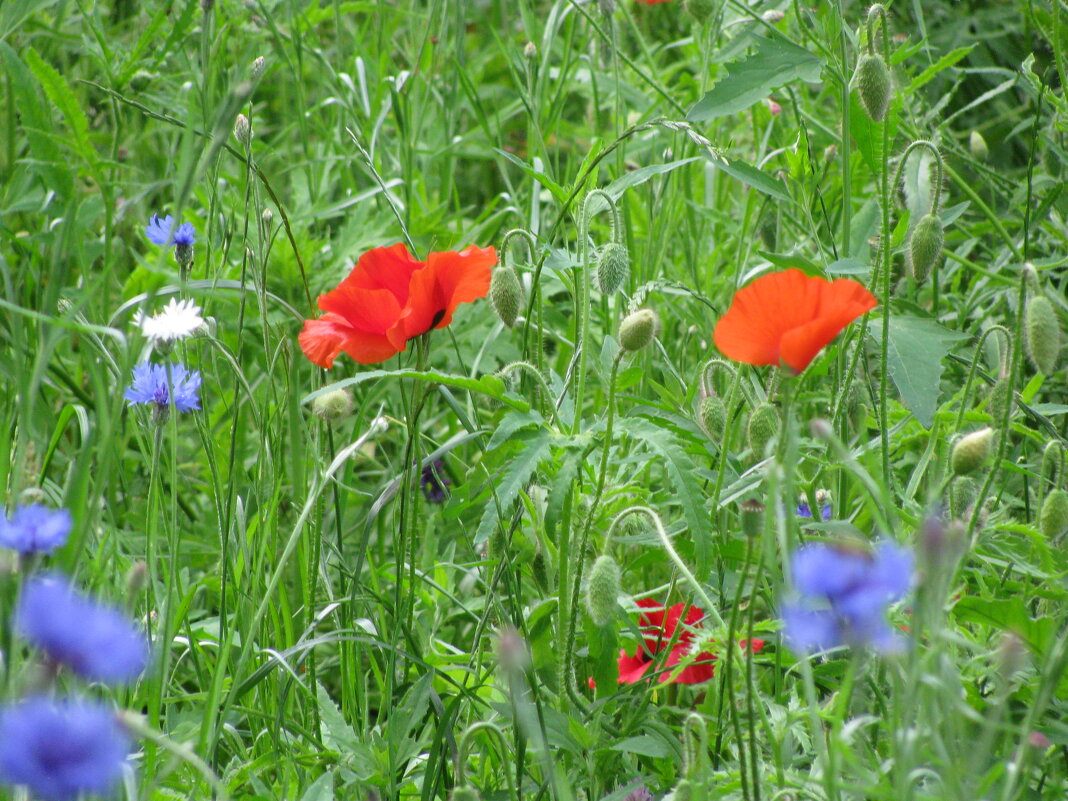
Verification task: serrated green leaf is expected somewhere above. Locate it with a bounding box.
[486,409,544,452]
[545,447,585,543]
[868,315,970,429]
[906,46,975,94]
[688,37,821,122]
[476,429,551,546]
[24,46,100,174]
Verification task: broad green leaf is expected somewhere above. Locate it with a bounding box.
[688,36,822,122]
[610,735,669,758]
[299,773,335,801]
[544,446,585,542]
[618,418,710,571]
[707,153,792,203]
[586,158,701,215]
[868,315,970,429]
[316,683,360,752]
[495,149,570,205]
[476,429,552,546]
[486,409,544,452]
[0,0,59,41]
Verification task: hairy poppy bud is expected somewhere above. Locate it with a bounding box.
[951,428,993,476]
[311,388,355,423]
[909,213,943,284]
[596,242,629,294]
[852,53,891,122]
[449,787,480,801]
[986,377,1011,423]
[949,476,978,519]
[698,394,727,440]
[585,555,621,626]
[969,131,989,162]
[619,309,658,352]
[234,113,252,145]
[684,0,718,22]
[489,266,524,328]
[747,403,780,457]
[531,546,552,591]
[740,499,764,538]
[1039,489,1068,539]
[1024,295,1062,375]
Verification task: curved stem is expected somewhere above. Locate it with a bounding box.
[953,324,1011,432]
[889,139,945,216]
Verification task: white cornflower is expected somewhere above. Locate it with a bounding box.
[132,298,205,343]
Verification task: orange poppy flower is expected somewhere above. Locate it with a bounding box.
[299,243,497,368]
[713,269,877,373]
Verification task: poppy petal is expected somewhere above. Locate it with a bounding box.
[319,285,405,337]
[340,243,422,303]
[617,649,654,683]
[394,245,496,341]
[298,313,402,368]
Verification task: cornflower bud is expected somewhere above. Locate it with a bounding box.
[1039,489,1068,539]
[852,53,892,122]
[618,309,658,352]
[585,555,621,626]
[969,130,989,162]
[909,213,943,284]
[747,403,780,457]
[489,266,523,328]
[261,207,274,228]
[596,242,629,294]
[951,428,993,476]
[1024,294,1062,375]
[311,388,355,423]
[234,113,252,145]
[523,41,537,60]
[251,56,267,81]
[698,394,727,440]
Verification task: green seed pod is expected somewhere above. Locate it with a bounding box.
[596,242,630,294]
[1039,489,1068,539]
[585,555,621,626]
[698,394,727,440]
[969,130,989,163]
[951,428,994,476]
[449,787,480,801]
[311,388,354,424]
[739,499,765,539]
[852,53,892,123]
[909,213,943,284]
[949,476,978,519]
[1024,295,1062,375]
[747,403,781,458]
[489,266,524,328]
[684,0,718,22]
[986,377,1011,423]
[619,309,658,352]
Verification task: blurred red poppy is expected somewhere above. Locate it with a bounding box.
[299,243,497,367]
[635,0,673,4]
[713,269,877,373]
[616,599,765,685]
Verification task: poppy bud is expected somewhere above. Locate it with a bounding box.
[234,113,252,145]
[672,780,694,801]
[585,555,621,626]
[684,0,718,22]
[740,499,765,538]
[1039,489,1068,539]
[619,309,658,352]
[489,266,524,328]
[969,130,989,163]
[596,242,630,294]
[846,382,867,431]
[852,53,892,123]
[908,213,943,284]
[949,476,978,519]
[531,546,552,592]
[449,787,480,801]
[951,428,993,476]
[1024,295,1062,375]
[698,394,727,440]
[985,376,1011,423]
[747,403,780,457]
[311,388,355,423]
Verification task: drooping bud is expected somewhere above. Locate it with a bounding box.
[969,131,989,162]
[311,388,355,424]
[986,376,1011,423]
[908,213,943,284]
[596,242,629,294]
[951,428,994,476]
[619,309,658,352]
[233,113,252,145]
[852,53,892,122]
[698,394,727,440]
[949,476,978,519]
[740,499,764,538]
[585,555,621,626]
[684,0,718,22]
[1039,489,1068,539]
[1024,294,1062,375]
[747,403,780,457]
[489,266,524,328]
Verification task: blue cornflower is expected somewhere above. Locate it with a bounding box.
[0,696,131,801]
[145,214,196,246]
[0,504,72,554]
[124,362,202,413]
[781,541,912,654]
[15,573,150,684]
[420,459,450,504]
[796,501,833,521]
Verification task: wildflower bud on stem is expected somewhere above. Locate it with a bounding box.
[909,213,943,284]
[987,377,1011,423]
[949,476,978,519]
[234,113,252,145]
[969,130,989,162]
[311,388,355,423]
[1024,294,1062,375]
[852,53,892,122]
[951,428,993,476]
[739,499,764,539]
[251,56,267,81]
[596,242,629,294]
[585,555,621,626]
[489,266,523,328]
[698,394,727,440]
[747,403,780,457]
[1039,489,1068,539]
[619,309,658,352]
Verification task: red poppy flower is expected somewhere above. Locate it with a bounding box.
[299,243,497,367]
[635,0,673,4]
[615,599,765,685]
[713,269,877,373]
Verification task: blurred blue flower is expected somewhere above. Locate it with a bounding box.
[15,573,150,684]
[782,541,912,654]
[420,458,450,504]
[124,362,202,413]
[0,695,130,801]
[796,500,832,521]
[145,214,196,246]
[0,504,72,554]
